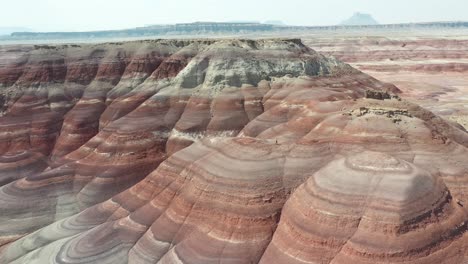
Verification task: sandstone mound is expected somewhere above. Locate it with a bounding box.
[0,39,467,263]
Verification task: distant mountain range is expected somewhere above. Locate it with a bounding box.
[341,12,379,26]
[2,21,468,41]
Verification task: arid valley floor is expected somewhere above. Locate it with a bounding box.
[305,34,468,131]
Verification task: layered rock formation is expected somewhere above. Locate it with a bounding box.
[307,36,468,130]
[0,39,467,263]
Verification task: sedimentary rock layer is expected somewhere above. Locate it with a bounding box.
[0,39,467,263]
[307,36,468,130]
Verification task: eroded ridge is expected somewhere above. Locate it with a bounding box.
[0,39,467,263]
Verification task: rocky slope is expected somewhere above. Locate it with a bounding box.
[0,39,467,263]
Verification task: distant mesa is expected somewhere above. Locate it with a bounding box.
[340,12,379,26]
[2,20,468,42]
[264,20,287,26]
[6,22,277,40]
[227,20,261,24]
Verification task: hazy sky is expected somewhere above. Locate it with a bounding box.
[1,0,467,32]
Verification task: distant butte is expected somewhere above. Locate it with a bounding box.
[340,12,379,26]
[0,39,467,263]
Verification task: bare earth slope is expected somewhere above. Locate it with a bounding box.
[0,39,467,263]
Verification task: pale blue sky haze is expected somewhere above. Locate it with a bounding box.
[1,0,467,31]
